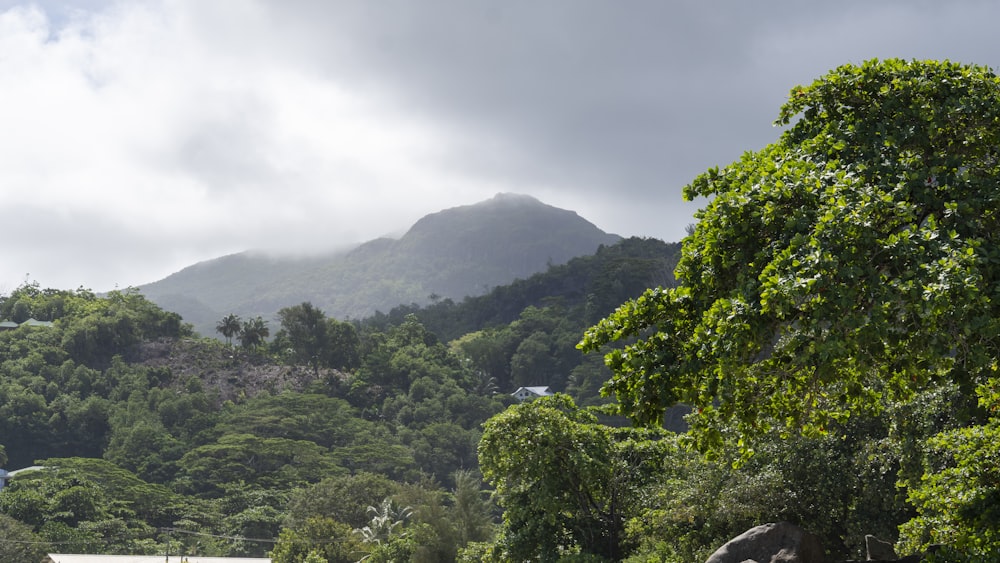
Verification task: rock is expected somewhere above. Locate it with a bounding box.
[705,522,825,563]
[865,535,897,560]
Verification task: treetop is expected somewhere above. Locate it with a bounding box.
[582,58,1000,453]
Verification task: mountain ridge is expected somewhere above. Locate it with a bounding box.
[140,193,622,335]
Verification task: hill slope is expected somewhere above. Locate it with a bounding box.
[140,193,621,335]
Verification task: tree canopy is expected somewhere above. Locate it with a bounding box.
[479,394,672,561]
[581,59,1000,452]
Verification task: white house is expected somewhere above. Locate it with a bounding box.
[511,386,553,402]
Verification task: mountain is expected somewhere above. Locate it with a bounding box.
[140,193,622,335]
[365,236,681,342]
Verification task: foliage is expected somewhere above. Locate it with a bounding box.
[285,472,401,530]
[0,461,165,554]
[326,317,362,371]
[176,433,342,495]
[580,59,1000,453]
[355,497,413,546]
[479,395,673,561]
[270,516,367,563]
[215,313,241,346]
[898,380,1000,559]
[237,316,269,351]
[623,409,915,562]
[368,237,680,341]
[17,149,1000,563]
[450,469,495,547]
[0,513,48,563]
[276,302,329,374]
[0,274,627,558]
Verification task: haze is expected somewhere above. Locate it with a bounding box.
[3,0,999,292]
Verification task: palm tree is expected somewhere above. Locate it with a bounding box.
[238,316,269,351]
[470,371,498,396]
[215,313,242,346]
[355,497,413,546]
[451,469,494,545]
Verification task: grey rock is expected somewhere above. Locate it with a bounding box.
[865,535,897,560]
[705,522,825,563]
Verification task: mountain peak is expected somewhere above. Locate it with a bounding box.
[485,192,543,205]
[141,195,621,334]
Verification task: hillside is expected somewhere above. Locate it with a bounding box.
[140,193,621,336]
[364,236,681,342]
[0,239,952,562]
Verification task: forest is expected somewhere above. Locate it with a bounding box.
[5,59,1000,563]
[0,238,687,562]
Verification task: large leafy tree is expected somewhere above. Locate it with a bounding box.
[270,516,367,563]
[479,395,672,561]
[0,513,48,563]
[277,302,329,374]
[580,59,1000,450]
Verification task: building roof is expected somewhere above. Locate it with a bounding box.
[511,386,553,398]
[46,556,271,563]
[0,318,54,329]
[8,465,45,476]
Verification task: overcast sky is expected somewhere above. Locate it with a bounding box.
[2,1,1000,294]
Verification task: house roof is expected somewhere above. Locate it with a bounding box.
[9,465,45,476]
[512,386,553,397]
[46,556,271,563]
[0,318,54,328]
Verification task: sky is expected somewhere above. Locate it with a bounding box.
[3,0,1000,294]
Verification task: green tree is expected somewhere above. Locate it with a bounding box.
[277,302,329,374]
[450,469,494,547]
[356,497,413,546]
[270,516,367,563]
[285,472,400,530]
[326,318,361,371]
[237,316,269,351]
[479,395,672,561]
[215,313,242,346]
[451,328,517,392]
[0,513,48,563]
[580,58,1000,452]
[176,433,341,495]
[0,462,165,554]
[898,381,1000,559]
[352,314,467,404]
[216,481,289,557]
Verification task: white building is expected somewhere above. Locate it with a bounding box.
[511,386,553,401]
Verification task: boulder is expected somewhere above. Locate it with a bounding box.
[865,535,897,560]
[705,522,825,563]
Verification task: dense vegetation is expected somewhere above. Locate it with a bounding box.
[580,59,1000,561]
[4,59,1000,563]
[0,237,682,562]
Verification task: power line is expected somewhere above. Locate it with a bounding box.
[158,527,278,544]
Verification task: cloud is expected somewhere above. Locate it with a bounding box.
[1,0,1000,293]
[0,1,489,291]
